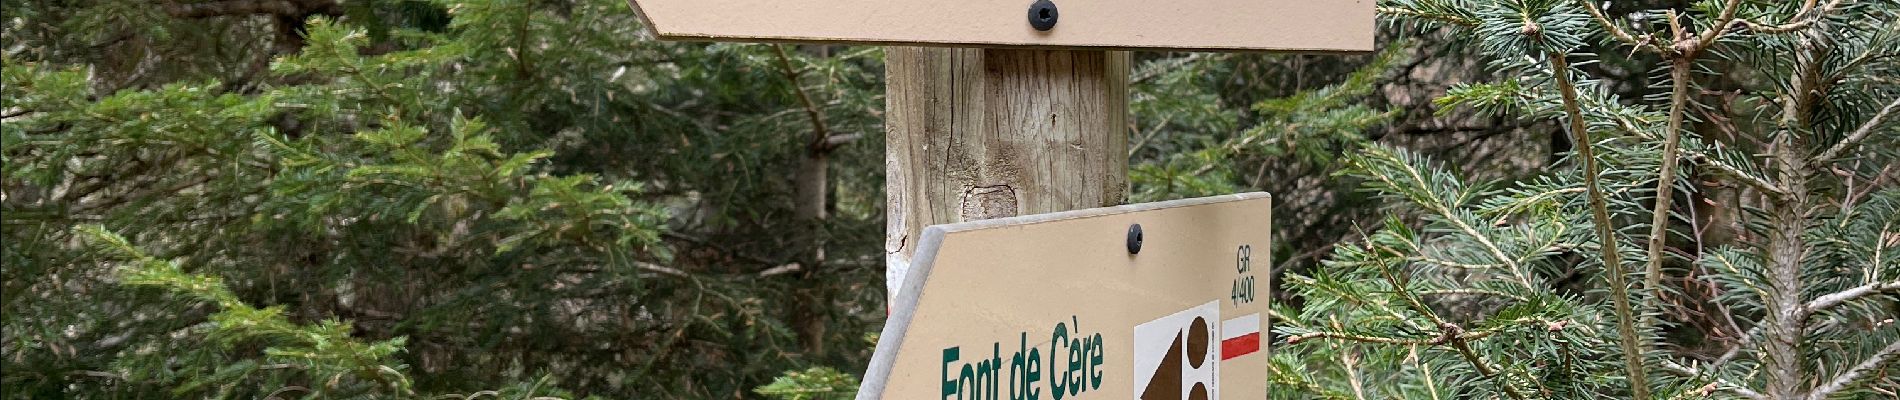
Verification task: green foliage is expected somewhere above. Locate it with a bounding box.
[1435,80,1522,117]
[1277,144,1622,399]
[1471,0,1588,57]
[76,225,418,398]
[754,367,860,400]
[4,0,886,396]
[1277,0,1900,399]
[1130,45,1407,202]
[6,0,1894,396]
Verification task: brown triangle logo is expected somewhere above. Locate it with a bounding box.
[1134,302,1219,400]
[1139,331,1183,400]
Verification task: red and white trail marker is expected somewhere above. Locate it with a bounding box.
[1220,314,1262,361]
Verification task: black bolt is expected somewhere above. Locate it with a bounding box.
[1028,0,1058,31]
[1126,224,1143,255]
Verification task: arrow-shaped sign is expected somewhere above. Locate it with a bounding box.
[860,193,1274,399]
[627,0,1374,52]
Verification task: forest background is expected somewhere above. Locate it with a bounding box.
[2,0,1896,398]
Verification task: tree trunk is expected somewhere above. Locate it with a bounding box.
[792,150,829,355]
[770,43,847,357]
[1761,169,1807,400]
[1762,27,1828,400]
[883,48,1130,303]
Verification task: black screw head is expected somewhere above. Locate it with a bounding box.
[1028,0,1058,31]
[1126,224,1143,255]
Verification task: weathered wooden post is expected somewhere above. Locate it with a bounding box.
[883,48,1130,299]
[623,1,1373,397]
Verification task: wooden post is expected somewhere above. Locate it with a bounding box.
[883,47,1130,301]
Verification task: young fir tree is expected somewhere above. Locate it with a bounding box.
[2,0,889,396]
[1274,0,1898,399]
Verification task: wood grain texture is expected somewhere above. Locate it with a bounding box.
[884,48,1130,300]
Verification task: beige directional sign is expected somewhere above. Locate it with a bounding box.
[626,0,1373,52]
[860,193,1273,399]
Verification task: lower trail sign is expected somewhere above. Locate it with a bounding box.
[860,193,1272,400]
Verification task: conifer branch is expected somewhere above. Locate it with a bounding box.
[1376,6,1479,27]
[1376,262,1528,400]
[1443,329,1524,400]
[1418,288,1530,302]
[1422,203,1532,288]
[1551,52,1653,400]
[1730,385,1769,399]
[1741,0,1848,35]
[633,261,691,278]
[770,45,835,153]
[1806,338,1900,400]
[1584,86,1789,198]
[1286,329,1500,346]
[1574,0,1660,53]
[1687,152,1790,199]
[74,225,416,395]
[1692,0,1747,51]
[165,0,304,17]
[1814,96,1900,164]
[162,0,336,18]
[1406,256,1502,270]
[1800,280,1900,319]
[1744,20,1816,35]
[1710,324,1762,369]
[1353,148,1534,287]
[1285,269,1431,332]
[1643,58,1693,338]
[1659,360,1767,400]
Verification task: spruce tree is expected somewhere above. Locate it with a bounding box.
[1274,0,1899,398]
[3,0,887,396]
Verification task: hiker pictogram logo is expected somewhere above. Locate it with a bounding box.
[1132,301,1219,400]
[1132,302,1265,400]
